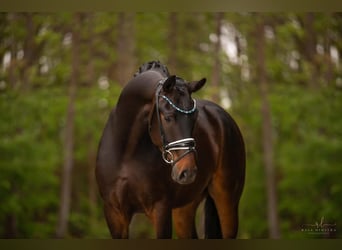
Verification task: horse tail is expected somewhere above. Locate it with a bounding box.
[204,195,222,238]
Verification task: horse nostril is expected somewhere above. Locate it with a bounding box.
[178,168,197,183]
[179,169,189,180]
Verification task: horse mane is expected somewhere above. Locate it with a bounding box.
[134,60,170,77]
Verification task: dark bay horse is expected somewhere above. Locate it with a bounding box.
[96,61,245,238]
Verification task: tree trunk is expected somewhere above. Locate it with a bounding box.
[323,27,333,86]
[3,213,17,238]
[210,12,223,103]
[87,142,97,229]
[256,16,280,239]
[167,12,178,73]
[300,13,319,89]
[17,13,34,90]
[111,13,135,86]
[306,13,319,89]
[55,13,80,238]
[20,13,44,90]
[83,14,98,226]
[84,13,96,87]
[7,13,18,89]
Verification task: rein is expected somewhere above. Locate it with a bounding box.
[154,78,197,165]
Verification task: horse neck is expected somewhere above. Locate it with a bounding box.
[113,70,164,159]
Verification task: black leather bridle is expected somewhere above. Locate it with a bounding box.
[153,78,197,165]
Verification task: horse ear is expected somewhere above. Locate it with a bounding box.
[189,78,206,93]
[163,75,176,92]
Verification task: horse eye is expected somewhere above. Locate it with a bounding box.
[164,116,172,122]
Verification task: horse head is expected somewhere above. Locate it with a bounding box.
[149,75,206,185]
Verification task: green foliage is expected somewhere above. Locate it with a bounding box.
[234,83,342,239]
[0,87,66,237]
[272,85,342,238]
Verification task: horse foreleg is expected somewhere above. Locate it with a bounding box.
[172,199,202,239]
[149,201,172,239]
[104,203,130,238]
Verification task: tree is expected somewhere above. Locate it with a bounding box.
[56,13,81,238]
[255,14,280,239]
[210,12,223,102]
[110,13,136,86]
[167,12,179,73]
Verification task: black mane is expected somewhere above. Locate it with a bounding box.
[134,60,170,77]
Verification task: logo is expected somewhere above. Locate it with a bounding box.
[301,217,337,236]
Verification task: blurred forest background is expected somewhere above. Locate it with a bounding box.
[0,12,341,239]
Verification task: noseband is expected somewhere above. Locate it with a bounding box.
[154,78,197,165]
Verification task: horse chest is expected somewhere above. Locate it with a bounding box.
[114,161,206,210]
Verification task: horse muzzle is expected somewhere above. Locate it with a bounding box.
[161,138,197,184]
[172,164,197,185]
